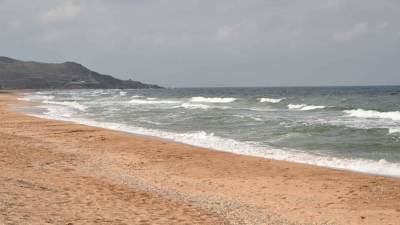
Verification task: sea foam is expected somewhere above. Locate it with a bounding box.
[42,100,88,111]
[344,109,400,121]
[190,97,236,103]
[21,107,400,178]
[21,94,55,101]
[288,104,326,111]
[259,98,283,103]
[176,103,211,109]
[129,99,181,104]
[388,128,400,134]
[22,91,400,178]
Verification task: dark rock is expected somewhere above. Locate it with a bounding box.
[0,56,162,89]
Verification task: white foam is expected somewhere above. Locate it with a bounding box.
[42,100,88,111]
[22,108,400,178]
[288,104,326,111]
[129,99,181,104]
[301,105,326,111]
[318,117,400,136]
[248,107,278,112]
[388,128,400,134]
[288,104,306,109]
[119,91,127,96]
[259,98,283,103]
[177,103,211,109]
[21,94,55,101]
[234,115,263,121]
[36,104,75,118]
[137,119,166,125]
[190,97,236,103]
[344,109,400,121]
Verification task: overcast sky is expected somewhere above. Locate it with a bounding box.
[1,0,399,87]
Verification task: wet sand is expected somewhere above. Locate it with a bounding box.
[1,91,400,225]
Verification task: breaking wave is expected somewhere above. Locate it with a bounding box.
[288,104,326,111]
[344,109,400,121]
[21,94,55,101]
[176,103,211,109]
[190,97,236,103]
[20,88,400,178]
[129,99,181,104]
[42,100,87,111]
[259,98,283,103]
[19,107,400,178]
[388,128,400,134]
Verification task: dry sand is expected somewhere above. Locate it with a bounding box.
[1,91,400,225]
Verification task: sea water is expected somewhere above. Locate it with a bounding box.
[21,86,400,177]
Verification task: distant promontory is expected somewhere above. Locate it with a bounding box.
[0,56,162,89]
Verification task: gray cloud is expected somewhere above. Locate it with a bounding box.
[39,1,84,25]
[1,0,399,87]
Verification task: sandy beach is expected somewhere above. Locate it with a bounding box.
[1,91,400,225]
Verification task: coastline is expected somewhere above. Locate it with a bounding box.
[1,91,400,224]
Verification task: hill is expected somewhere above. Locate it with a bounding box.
[0,56,161,89]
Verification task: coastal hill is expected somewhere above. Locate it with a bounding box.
[0,56,161,89]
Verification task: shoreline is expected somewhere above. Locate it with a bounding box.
[19,91,400,179]
[1,91,400,224]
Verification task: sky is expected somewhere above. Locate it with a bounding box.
[1,0,399,87]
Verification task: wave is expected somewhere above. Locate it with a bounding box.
[137,119,166,125]
[344,109,400,121]
[388,128,400,134]
[89,90,109,96]
[42,100,87,111]
[288,104,306,109]
[119,91,127,96]
[288,104,326,111]
[233,115,263,121]
[129,99,181,104]
[176,103,211,109]
[301,105,326,111]
[21,94,55,101]
[248,107,279,112]
[259,98,283,103]
[174,103,232,110]
[21,108,400,177]
[190,97,236,103]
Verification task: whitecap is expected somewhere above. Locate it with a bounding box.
[21,94,55,101]
[129,99,180,104]
[137,119,166,125]
[259,98,283,103]
[288,104,326,111]
[301,105,326,111]
[344,109,400,121]
[177,103,211,109]
[17,108,400,178]
[288,104,306,109]
[388,128,400,134]
[190,97,236,103]
[37,105,75,118]
[234,114,263,121]
[42,100,88,111]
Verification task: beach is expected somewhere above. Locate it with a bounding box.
[1,91,400,225]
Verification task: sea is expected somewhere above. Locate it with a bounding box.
[21,86,400,177]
